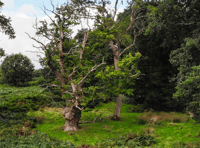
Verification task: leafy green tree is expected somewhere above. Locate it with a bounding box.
[85,0,144,120]
[0,53,34,87]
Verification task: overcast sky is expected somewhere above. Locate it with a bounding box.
[0,0,126,70]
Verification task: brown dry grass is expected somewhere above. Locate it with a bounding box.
[136,108,191,125]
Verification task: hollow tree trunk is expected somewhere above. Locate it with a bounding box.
[62,106,81,132]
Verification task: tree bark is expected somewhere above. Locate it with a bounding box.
[112,94,123,120]
[109,40,123,120]
[62,105,81,131]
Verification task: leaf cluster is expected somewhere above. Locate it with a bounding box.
[95,53,141,96]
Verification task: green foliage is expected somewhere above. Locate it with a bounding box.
[0,94,50,126]
[96,132,156,147]
[170,36,200,122]
[0,1,16,39]
[0,85,52,127]
[95,52,141,97]
[0,131,76,148]
[0,53,34,87]
[127,0,200,111]
[0,48,5,58]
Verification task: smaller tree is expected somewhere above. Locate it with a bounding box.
[0,53,35,87]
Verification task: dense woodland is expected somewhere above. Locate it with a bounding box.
[1,0,200,147]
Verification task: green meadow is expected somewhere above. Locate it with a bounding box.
[26,102,200,147]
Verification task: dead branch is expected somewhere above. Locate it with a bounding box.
[119,35,137,58]
[25,32,46,49]
[25,50,44,55]
[129,72,139,78]
[113,0,119,21]
[78,57,106,85]
[68,66,78,82]
[109,19,120,30]
[39,83,61,93]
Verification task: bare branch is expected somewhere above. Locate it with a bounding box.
[119,35,137,57]
[78,57,106,85]
[75,105,84,110]
[25,32,47,49]
[126,8,134,33]
[109,19,120,30]
[38,4,57,27]
[25,50,44,55]
[113,0,119,21]
[68,66,78,82]
[39,83,61,93]
[129,72,139,78]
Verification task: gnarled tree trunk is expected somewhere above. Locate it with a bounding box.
[62,105,81,131]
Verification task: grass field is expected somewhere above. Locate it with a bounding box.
[26,102,200,147]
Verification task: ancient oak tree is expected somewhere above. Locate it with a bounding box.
[26,0,105,131]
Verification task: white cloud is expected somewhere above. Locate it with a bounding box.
[0,11,48,70]
[16,4,42,16]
